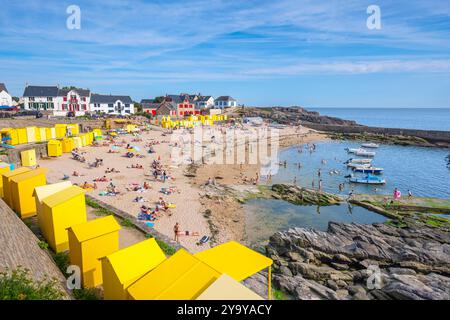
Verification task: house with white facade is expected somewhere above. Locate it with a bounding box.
[90,94,134,115]
[23,85,90,116]
[57,87,90,116]
[191,95,215,109]
[0,83,13,109]
[23,85,59,112]
[214,96,237,108]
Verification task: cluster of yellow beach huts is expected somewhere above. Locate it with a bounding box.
[161,114,228,129]
[0,124,103,164]
[0,165,272,300]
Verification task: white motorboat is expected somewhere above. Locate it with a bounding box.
[346,148,364,154]
[345,158,373,164]
[356,149,376,157]
[353,166,384,174]
[361,143,380,148]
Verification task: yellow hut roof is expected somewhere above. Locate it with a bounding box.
[33,181,72,203]
[10,168,48,183]
[42,185,85,208]
[127,249,220,300]
[196,274,263,300]
[2,167,31,179]
[103,238,166,285]
[68,215,121,243]
[194,241,273,281]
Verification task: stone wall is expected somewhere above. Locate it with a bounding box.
[302,123,450,144]
[0,200,71,299]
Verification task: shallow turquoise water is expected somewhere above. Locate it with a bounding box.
[243,140,449,244]
[244,199,387,245]
[270,141,450,199]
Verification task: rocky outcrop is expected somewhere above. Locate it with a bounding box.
[271,184,343,206]
[237,106,358,126]
[266,222,450,300]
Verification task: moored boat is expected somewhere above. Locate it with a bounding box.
[345,158,372,164]
[355,149,376,157]
[353,166,384,174]
[349,174,386,184]
[361,143,380,148]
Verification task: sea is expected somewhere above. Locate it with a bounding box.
[309,107,450,131]
[244,107,450,245]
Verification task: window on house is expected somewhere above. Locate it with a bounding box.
[29,97,35,102]
[47,97,53,101]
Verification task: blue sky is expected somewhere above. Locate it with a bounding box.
[1,0,450,107]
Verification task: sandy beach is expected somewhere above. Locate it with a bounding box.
[39,123,326,252]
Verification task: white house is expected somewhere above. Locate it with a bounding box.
[90,94,134,115]
[23,85,90,116]
[193,95,215,109]
[23,85,59,112]
[56,87,90,116]
[0,83,14,108]
[214,96,237,108]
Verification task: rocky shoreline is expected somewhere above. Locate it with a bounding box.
[266,221,450,300]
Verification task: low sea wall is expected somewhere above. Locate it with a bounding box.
[302,123,450,144]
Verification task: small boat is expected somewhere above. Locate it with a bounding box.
[361,143,380,148]
[355,150,376,157]
[345,158,372,164]
[347,162,371,169]
[349,174,386,185]
[353,166,384,174]
[346,148,364,154]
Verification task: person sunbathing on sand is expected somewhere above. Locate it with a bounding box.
[72,171,82,177]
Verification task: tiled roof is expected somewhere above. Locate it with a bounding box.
[23,85,59,97]
[91,94,133,104]
[215,96,236,102]
[0,83,8,93]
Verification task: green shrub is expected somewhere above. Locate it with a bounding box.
[38,241,49,250]
[53,252,70,277]
[0,267,64,300]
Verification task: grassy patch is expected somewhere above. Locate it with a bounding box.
[384,220,408,229]
[53,252,70,277]
[73,288,101,300]
[86,198,113,216]
[145,234,177,256]
[0,267,64,300]
[273,289,285,300]
[120,218,135,228]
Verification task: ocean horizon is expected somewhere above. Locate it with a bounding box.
[308,107,450,131]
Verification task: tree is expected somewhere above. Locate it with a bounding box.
[134,103,143,113]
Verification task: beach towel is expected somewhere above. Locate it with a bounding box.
[197,235,209,245]
[145,222,155,228]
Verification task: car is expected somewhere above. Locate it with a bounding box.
[67,111,75,118]
[15,110,43,118]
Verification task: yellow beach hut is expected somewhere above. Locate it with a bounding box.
[17,128,28,145]
[61,138,74,153]
[194,241,273,299]
[40,185,87,253]
[10,167,48,219]
[0,162,11,198]
[33,181,72,240]
[196,274,263,300]
[1,167,31,206]
[101,238,166,300]
[68,216,121,288]
[20,149,37,167]
[127,249,220,300]
[47,140,62,157]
